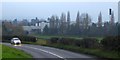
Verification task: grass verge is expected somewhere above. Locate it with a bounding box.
[2,44,32,58]
[0,44,2,60]
[35,35,103,40]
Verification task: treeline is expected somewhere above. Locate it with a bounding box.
[2,11,120,37]
[2,20,24,36]
[2,20,37,42]
[43,22,119,36]
[43,11,119,37]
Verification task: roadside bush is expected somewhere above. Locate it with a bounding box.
[49,37,100,48]
[49,37,80,45]
[2,35,13,42]
[101,36,120,51]
[74,40,82,47]
[81,37,99,48]
[48,37,59,44]
[58,38,77,45]
[2,35,37,42]
[19,36,37,42]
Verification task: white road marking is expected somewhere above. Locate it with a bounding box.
[24,46,67,60]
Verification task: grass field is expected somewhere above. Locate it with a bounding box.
[2,44,32,58]
[35,35,103,41]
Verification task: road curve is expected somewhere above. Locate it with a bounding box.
[2,43,102,60]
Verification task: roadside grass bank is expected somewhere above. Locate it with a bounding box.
[2,44,32,59]
[0,44,2,60]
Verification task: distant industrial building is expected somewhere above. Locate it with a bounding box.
[23,22,49,34]
[22,17,49,34]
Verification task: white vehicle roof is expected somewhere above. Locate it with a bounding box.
[12,38,19,39]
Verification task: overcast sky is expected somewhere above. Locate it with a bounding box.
[1,0,119,2]
[1,0,119,23]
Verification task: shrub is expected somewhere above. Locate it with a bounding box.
[58,38,77,45]
[48,37,59,44]
[2,35,37,42]
[49,37,80,45]
[19,36,37,42]
[101,36,120,51]
[49,37,100,48]
[81,37,99,48]
[2,35,12,42]
[74,40,82,47]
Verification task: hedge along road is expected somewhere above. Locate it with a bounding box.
[2,43,101,60]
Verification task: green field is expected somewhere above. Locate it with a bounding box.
[2,44,32,58]
[35,35,103,41]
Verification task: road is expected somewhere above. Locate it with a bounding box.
[2,43,102,60]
